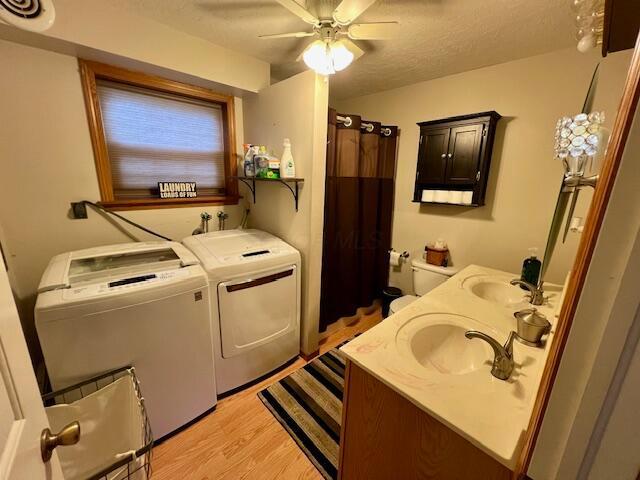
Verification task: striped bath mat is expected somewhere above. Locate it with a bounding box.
[258,347,346,480]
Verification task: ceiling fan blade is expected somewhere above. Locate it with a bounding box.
[342,39,365,60]
[275,0,319,25]
[333,0,378,25]
[347,22,399,40]
[259,31,316,39]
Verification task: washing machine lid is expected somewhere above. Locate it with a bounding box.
[38,241,199,293]
[182,229,299,272]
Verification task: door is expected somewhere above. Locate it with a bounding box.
[0,263,64,478]
[417,127,450,185]
[217,265,298,358]
[445,124,484,185]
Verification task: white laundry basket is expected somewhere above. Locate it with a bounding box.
[43,367,153,480]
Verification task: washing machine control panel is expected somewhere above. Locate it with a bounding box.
[63,268,189,300]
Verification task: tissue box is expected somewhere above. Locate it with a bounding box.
[425,246,448,266]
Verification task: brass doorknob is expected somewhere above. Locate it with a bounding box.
[41,421,81,462]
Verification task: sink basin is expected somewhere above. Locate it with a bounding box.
[411,323,492,375]
[396,313,495,375]
[464,278,530,308]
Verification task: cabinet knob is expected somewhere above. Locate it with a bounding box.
[441,153,446,158]
[447,153,453,158]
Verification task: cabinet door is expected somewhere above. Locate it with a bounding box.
[445,124,484,184]
[417,127,450,185]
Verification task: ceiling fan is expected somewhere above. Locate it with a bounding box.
[260,0,398,75]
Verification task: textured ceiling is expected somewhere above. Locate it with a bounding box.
[108,0,575,100]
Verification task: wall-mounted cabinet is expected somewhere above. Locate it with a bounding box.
[602,0,640,56]
[413,111,501,207]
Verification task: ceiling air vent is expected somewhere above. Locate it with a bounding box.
[0,0,55,32]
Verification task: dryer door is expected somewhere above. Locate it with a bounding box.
[217,265,298,358]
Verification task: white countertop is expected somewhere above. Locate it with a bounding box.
[340,264,564,470]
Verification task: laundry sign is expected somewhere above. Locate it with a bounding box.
[158,182,198,199]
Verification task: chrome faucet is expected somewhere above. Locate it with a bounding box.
[465,330,517,380]
[510,279,545,306]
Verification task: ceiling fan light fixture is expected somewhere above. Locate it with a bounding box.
[330,40,355,71]
[303,39,354,75]
[271,1,397,73]
[303,40,333,75]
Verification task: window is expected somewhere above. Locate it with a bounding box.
[79,60,238,209]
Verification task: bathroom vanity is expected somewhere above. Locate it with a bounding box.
[339,265,563,479]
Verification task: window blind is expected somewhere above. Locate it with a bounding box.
[97,80,226,199]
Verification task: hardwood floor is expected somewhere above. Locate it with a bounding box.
[152,310,382,480]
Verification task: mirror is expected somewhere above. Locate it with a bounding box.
[540,65,603,285]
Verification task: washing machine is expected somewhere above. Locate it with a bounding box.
[35,241,216,439]
[183,229,301,394]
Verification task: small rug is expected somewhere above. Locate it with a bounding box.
[257,346,347,480]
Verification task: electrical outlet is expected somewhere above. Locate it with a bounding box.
[70,202,88,219]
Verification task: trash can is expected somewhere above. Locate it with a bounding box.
[381,286,403,318]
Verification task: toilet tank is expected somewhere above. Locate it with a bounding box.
[412,259,458,296]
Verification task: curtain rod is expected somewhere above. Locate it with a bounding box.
[336,114,392,137]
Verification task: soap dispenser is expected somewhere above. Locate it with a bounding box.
[519,247,541,289]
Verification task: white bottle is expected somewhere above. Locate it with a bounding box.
[243,144,256,177]
[280,138,296,178]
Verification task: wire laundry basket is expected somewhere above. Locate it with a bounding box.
[42,366,154,480]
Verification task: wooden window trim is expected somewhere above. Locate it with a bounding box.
[78,59,239,210]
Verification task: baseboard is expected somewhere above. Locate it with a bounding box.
[300,349,319,361]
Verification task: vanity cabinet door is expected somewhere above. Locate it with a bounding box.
[417,127,450,184]
[339,361,513,480]
[445,123,484,185]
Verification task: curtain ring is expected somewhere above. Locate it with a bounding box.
[337,115,352,128]
[361,122,375,133]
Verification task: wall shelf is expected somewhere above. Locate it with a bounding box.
[232,176,304,211]
[418,201,480,207]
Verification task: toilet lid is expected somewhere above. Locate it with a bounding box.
[390,295,419,312]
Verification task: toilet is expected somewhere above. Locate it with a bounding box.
[388,259,459,315]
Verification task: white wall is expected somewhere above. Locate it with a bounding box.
[243,71,329,355]
[587,304,640,479]
[0,39,249,363]
[334,48,632,292]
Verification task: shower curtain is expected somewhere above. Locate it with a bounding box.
[319,109,398,332]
